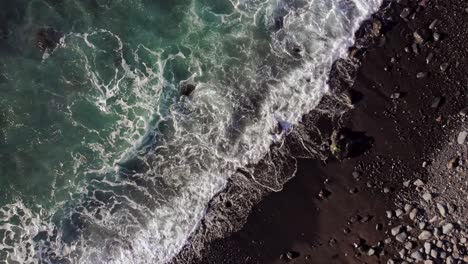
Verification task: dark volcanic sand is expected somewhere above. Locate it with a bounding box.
[194,0,468,263]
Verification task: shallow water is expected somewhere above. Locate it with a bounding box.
[0,0,382,263]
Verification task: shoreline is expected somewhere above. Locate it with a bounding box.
[176,0,468,263]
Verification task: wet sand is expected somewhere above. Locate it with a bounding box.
[193,0,468,263]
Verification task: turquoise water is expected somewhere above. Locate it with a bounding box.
[0,0,382,263]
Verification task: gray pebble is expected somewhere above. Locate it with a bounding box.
[457,131,467,145]
[419,230,432,240]
[396,232,408,243]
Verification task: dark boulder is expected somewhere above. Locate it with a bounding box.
[330,128,373,160]
[36,27,63,53]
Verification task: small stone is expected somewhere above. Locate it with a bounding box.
[383,187,390,193]
[286,251,300,260]
[430,249,438,258]
[419,231,432,240]
[457,131,467,145]
[426,53,434,64]
[440,62,450,72]
[384,238,392,244]
[431,97,442,108]
[424,242,431,254]
[424,260,434,264]
[367,248,376,256]
[405,241,414,250]
[403,180,411,187]
[400,8,411,18]
[433,32,441,42]
[418,222,426,230]
[414,179,425,187]
[391,225,403,236]
[447,157,460,169]
[404,204,413,212]
[413,31,425,44]
[460,107,468,116]
[422,192,432,202]
[416,72,427,78]
[386,211,393,218]
[396,232,408,243]
[429,19,438,30]
[409,208,418,220]
[387,259,395,264]
[395,209,404,217]
[443,223,454,234]
[411,251,424,261]
[390,93,401,99]
[437,203,447,217]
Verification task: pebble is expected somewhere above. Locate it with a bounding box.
[426,53,434,64]
[440,62,450,72]
[391,225,403,236]
[395,209,403,217]
[457,131,467,144]
[400,8,411,18]
[430,249,438,258]
[428,19,438,30]
[404,204,413,212]
[424,260,434,264]
[410,251,424,261]
[424,242,431,254]
[460,106,468,116]
[431,97,442,108]
[418,230,432,240]
[437,203,447,217]
[409,208,418,220]
[396,232,408,243]
[443,223,454,234]
[433,32,441,42]
[416,72,427,78]
[413,179,425,187]
[422,192,432,202]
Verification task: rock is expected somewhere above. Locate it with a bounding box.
[457,131,467,144]
[429,19,438,30]
[416,72,427,78]
[286,251,300,260]
[413,30,430,44]
[403,180,411,187]
[424,242,431,254]
[440,62,450,72]
[460,107,468,116]
[447,157,460,169]
[422,192,432,202]
[430,249,438,258]
[418,230,432,240]
[390,93,401,99]
[410,251,424,261]
[437,203,447,217]
[431,97,442,108]
[433,32,441,42]
[414,179,425,187]
[330,128,373,160]
[395,209,404,217]
[367,248,376,256]
[386,210,394,218]
[370,20,382,37]
[426,53,434,64]
[404,204,413,212]
[36,27,63,54]
[442,223,454,234]
[400,8,411,19]
[411,43,419,54]
[396,232,408,243]
[424,260,434,264]
[409,208,418,220]
[180,83,196,97]
[392,225,403,236]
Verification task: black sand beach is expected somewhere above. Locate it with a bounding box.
[190,0,468,263]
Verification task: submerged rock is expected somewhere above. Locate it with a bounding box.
[36,27,63,54]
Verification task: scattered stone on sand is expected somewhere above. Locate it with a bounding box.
[436,203,447,217]
[391,225,402,236]
[416,72,427,78]
[395,232,408,243]
[431,97,442,108]
[442,223,454,234]
[400,8,411,19]
[457,131,467,144]
[418,230,432,240]
[440,62,450,72]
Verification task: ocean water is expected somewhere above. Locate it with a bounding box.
[0,0,382,263]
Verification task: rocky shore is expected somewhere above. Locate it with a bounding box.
[186,0,468,263]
